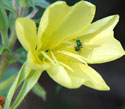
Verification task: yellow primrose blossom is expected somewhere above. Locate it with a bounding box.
[16,1,124,90]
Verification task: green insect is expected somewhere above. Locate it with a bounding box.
[75,40,83,51]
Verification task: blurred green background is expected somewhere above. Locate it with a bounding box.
[12,0,125,109]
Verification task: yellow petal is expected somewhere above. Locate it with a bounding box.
[80,31,125,63]
[67,62,110,90]
[47,62,109,90]
[47,64,72,87]
[79,15,119,37]
[38,1,95,50]
[16,18,37,51]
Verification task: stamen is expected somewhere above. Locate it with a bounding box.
[63,41,74,44]
[50,51,58,65]
[43,56,45,62]
[57,50,87,65]
[41,51,55,65]
[58,61,74,72]
[79,55,89,63]
[66,45,74,49]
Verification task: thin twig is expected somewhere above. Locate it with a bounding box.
[26,8,38,19]
[13,0,18,15]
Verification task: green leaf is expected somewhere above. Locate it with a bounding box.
[4,63,29,108]
[18,57,27,64]
[0,9,9,47]
[0,9,8,33]
[1,68,18,82]
[0,75,16,97]
[0,0,14,12]
[33,18,41,24]
[11,69,42,108]
[28,0,35,8]
[0,45,3,54]
[9,12,16,31]
[0,45,10,55]
[32,83,46,101]
[0,68,18,97]
[15,47,27,54]
[31,0,50,8]
[14,47,27,64]
[9,47,27,64]
[2,48,10,53]
[4,62,45,108]
[16,0,28,7]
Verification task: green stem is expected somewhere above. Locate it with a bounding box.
[0,53,9,80]
[9,28,17,50]
[19,7,24,17]
[0,28,17,80]
[0,31,9,80]
[13,0,18,15]
[1,31,9,48]
[0,28,16,81]
[0,0,19,81]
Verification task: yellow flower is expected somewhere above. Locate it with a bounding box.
[16,1,124,90]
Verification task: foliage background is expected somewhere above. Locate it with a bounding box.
[1,0,125,108]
